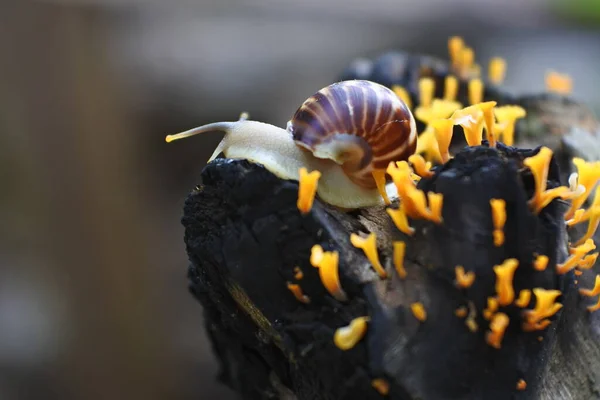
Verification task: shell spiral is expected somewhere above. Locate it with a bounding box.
[287,80,417,188]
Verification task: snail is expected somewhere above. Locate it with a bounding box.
[166,80,417,209]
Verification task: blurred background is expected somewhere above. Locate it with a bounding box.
[0,0,598,399]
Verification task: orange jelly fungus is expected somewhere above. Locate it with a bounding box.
[416,127,443,164]
[451,105,484,146]
[371,378,390,396]
[393,241,407,279]
[533,255,549,271]
[444,75,459,101]
[493,105,526,146]
[387,206,415,236]
[472,101,498,147]
[522,288,562,331]
[573,188,600,246]
[430,119,454,163]
[494,259,519,306]
[579,253,599,270]
[488,57,506,85]
[310,245,348,302]
[455,266,475,289]
[392,85,412,110]
[334,316,370,350]
[468,79,483,105]
[372,169,391,205]
[490,199,506,247]
[515,289,532,308]
[516,379,527,391]
[455,306,468,318]
[458,47,475,78]
[545,71,572,95]
[350,233,387,279]
[297,167,321,214]
[557,239,596,274]
[580,275,600,312]
[408,154,434,178]
[286,282,310,304]
[483,296,499,320]
[448,36,465,68]
[415,99,463,126]
[411,302,427,322]
[567,209,586,227]
[293,266,304,280]
[419,77,435,107]
[486,312,509,349]
[387,161,443,224]
[566,159,600,220]
[466,301,479,332]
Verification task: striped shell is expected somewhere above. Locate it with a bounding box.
[287,80,417,188]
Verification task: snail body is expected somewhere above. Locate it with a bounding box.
[166,80,417,209]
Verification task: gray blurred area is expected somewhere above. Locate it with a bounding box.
[0,1,598,399]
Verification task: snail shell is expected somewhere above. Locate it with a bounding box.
[287,80,417,188]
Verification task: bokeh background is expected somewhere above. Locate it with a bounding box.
[0,1,599,399]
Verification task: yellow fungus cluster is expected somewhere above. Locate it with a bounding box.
[334,316,370,350]
[515,289,532,308]
[522,288,562,331]
[310,245,347,302]
[533,255,549,271]
[350,233,387,278]
[297,167,321,214]
[556,239,596,275]
[387,161,443,226]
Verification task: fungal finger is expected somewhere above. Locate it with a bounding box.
[557,239,596,274]
[533,255,549,271]
[546,71,573,95]
[411,302,427,322]
[392,85,412,110]
[333,316,370,350]
[488,57,506,85]
[566,158,600,219]
[430,119,454,163]
[578,253,598,270]
[579,275,600,297]
[483,297,499,320]
[516,379,527,391]
[573,208,600,247]
[522,288,562,329]
[451,106,484,146]
[494,259,519,306]
[419,77,435,107]
[387,206,415,236]
[455,266,475,289]
[448,36,465,68]
[286,282,310,304]
[372,170,391,205]
[493,105,526,146]
[350,233,387,279]
[468,79,483,105]
[415,127,443,163]
[523,147,552,212]
[310,247,348,302]
[486,312,509,349]
[515,289,532,308]
[490,199,506,246]
[393,241,407,279]
[408,154,434,178]
[474,101,497,147]
[297,167,321,214]
[444,75,459,101]
[455,306,468,318]
[371,379,390,396]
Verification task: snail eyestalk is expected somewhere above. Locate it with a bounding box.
[333,316,370,350]
[488,57,506,85]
